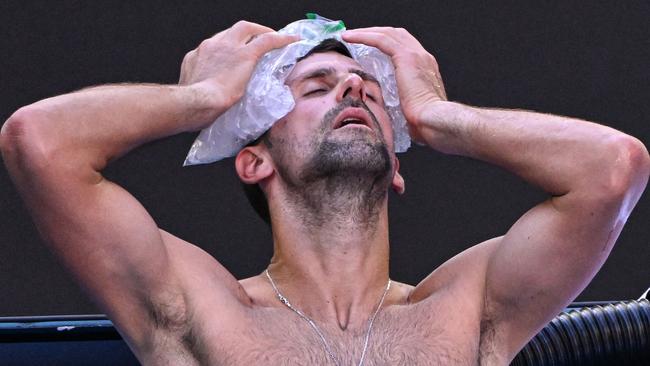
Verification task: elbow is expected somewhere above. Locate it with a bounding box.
[592,134,650,206]
[1,106,52,170]
[1,108,31,157]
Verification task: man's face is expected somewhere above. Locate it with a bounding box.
[265,51,396,188]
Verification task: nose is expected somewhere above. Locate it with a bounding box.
[336,73,367,102]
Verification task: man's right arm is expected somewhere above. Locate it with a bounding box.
[1,82,216,354]
[0,21,296,357]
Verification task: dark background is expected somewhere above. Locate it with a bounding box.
[1,1,648,316]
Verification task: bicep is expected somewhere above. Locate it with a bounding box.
[35,174,250,351]
[2,105,249,354]
[32,175,187,341]
[485,194,626,356]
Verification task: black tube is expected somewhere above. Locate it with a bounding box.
[511,299,650,365]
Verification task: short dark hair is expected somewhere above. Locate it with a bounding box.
[242,39,353,226]
[296,38,353,62]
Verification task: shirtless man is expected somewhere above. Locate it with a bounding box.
[1,21,649,365]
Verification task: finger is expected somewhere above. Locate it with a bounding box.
[229,20,276,43]
[246,33,299,57]
[345,27,421,47]
[342,31,403,56]
[345,26,397,33]
[345,26,407,40]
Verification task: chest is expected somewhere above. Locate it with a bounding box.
[202,302,484,366]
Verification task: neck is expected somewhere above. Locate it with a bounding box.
[266,179,391,331]
[286,165,389,231]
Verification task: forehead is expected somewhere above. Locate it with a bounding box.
[286,52,365,84]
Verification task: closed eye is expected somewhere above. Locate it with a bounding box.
[304,89,327,96]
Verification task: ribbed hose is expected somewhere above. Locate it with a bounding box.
[511,299,650,365]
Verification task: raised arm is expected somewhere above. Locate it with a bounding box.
[0,21,296,358]
[344,27,650,359]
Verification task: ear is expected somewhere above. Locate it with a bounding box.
[235,146,274,184]
[391,156,405,195]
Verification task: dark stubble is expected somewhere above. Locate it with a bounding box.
[270,97,393,229]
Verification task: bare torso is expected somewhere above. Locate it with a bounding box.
[139,270,506,366]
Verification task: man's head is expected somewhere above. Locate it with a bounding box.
[236,39,405,226]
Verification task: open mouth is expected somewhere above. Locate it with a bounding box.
[333,108,373,130]
[339,118,369,128]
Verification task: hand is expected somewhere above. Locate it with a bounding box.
[343,27,447,143]
[179,21,298,114]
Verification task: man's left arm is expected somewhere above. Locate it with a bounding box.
[417,102,649,353]
[344,28,650,358]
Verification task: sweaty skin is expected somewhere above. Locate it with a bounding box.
[1,21,649,365]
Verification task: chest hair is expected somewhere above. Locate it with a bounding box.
[210,302,485,366]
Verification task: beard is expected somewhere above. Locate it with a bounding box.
[270,98,393,229]
[299,129,392,185]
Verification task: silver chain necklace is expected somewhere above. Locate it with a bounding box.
[265,269,391,366]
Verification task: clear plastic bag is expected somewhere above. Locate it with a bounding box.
[184,14,410,165]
